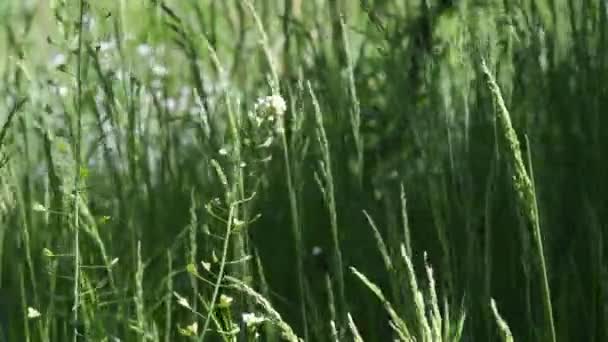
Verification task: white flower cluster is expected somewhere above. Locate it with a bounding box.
[248,94,287,144]
[239,94,288,165]
[218,294,234,308]
[180,322,198,337]
[242,312,266,328]
[27,307,41,319]
[253,95,287,126]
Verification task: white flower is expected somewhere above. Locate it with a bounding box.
[242,312,265,328]
[173,292,192,310]
[57,86,69,97]
[164,98,176,111]
[151,64,168,77]
[178,322,199,337]
[201,260,211,271]
[82,14,95,31]
[218,294,233,308]
[312,246,323,256]
[27,307,41,319]
[269,95,287,115]
[32,202,47,212]
[50,53,66,67]
[115,70,125,81]
[99,40,116,53]
[254,95,287,117]
[185,322,198,335]
[137,44,152,57]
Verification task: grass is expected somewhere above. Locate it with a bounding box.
[0,0,607,341]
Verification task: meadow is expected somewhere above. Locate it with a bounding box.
[0,0,606,341]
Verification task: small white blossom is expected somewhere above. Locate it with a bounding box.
[233,218,245,227]
[115,70,125,81]
[99,40,116,53]
[151,64,168,77]
[201,260,211,271]
[27,307,41,319]
[218,294,233,308]
[57,86,69,97]
[173,292,192,310]
[164,98,176,111]
[32,202,47,212]
[137,44,152,57]
[185,322,198,335]
[82,14,95,31]
[242,312,266,328]
[254,95,287,117]
[50,53,66,67]
[178,322,199,337]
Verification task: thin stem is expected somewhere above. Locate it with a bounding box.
[72,1,86,341]
[199,203,236,341]
[281,130,309,340]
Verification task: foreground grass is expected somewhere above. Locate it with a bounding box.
[0,0,607,341]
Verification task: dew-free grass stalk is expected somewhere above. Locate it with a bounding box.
[347,313,364,342]
[0,97,26,150]
[226,276,301,342]
[310,83,347,328]
[350,267,411,340]
[135,242,146,341]
[244,0,279,92]
[340,16,363,186]
[481,60,556,342]
[165,251,173,342]
[490,299,514,342]
[281,126,309,340]
[400,184,412,258]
